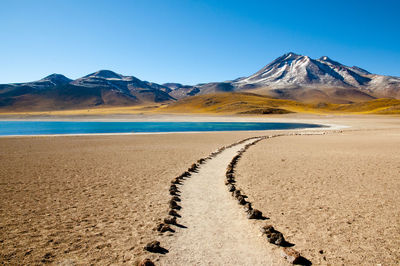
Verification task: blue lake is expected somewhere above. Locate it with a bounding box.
[0,121,323,136]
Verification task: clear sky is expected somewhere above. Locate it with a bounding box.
[1,0,399,85]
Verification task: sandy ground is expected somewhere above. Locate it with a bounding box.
[160,138,284,265]
[0,114,399,265]
[236,126,400,264]
[0,132,258,265]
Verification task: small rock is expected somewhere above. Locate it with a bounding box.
[243,202,252,211]
[181,171,191,178]
[188,163,198,172]
[164,216,177,225]
[156,223,173,233]
[280,247,301,264]
[171,178,181,184]
[168,209,179,217]
[267,232,285,245]
[171,196,181,202]
[227,184,236,192]
[226,173,234,179]
[169,200,180,210]
[138,258,155,266]
[226,166,234,174]
[237,195,246,205]
[233,190,241,198]
[144,241,161,252]
[247,209,263,219]
[260,225,274,235]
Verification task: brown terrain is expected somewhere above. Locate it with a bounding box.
[236,122,400,265]
[0,115,399,265]
[0,132,257,265]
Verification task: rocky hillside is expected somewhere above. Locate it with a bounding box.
[1,53,399,111]
[0,70,174,111]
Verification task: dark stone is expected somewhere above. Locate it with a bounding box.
[280,247,301,264]
[260,224,285,246]
[247,209,263,219]
[226,173,234,179]
[188,163,198,172]
[237,195,247,205]
[243,202,252,211]
[233,190,241,198]
[138,258,155,266]
[156,223,173,233]
[164,216,177,225]
[181,171,191,178]
[227,184,235,192]
[144,241,160,252]
[260,225,275,235]
[169,200,180,210]
[171,178,181,184]
[171,196,180,202]
[267,232,285,245]
[168,209,179,217]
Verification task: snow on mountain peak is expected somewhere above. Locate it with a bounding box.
[86,70,124,79]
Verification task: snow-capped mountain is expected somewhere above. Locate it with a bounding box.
[170,53,399,103]
[0,54,399,111]
[231,53,400,101]
[0,70,174,111]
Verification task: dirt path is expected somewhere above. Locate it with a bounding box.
[160,138,284,265]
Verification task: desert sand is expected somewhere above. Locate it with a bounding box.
[0,114,399,265]
[0,132,259,265]
[236,121,400,264]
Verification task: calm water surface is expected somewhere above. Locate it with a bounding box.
[0,121,323,136]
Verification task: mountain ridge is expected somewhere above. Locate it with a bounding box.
[1,53,399,111]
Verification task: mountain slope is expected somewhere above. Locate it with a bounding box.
[162,92,400,115]
[170,53,399,103]
[0,70,174,111]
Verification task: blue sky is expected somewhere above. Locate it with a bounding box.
[1,0,399,85]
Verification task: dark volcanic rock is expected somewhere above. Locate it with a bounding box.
[144,241,161,252]
[139,258,155,266]
[260,224,285,246]
[169,199,180,210]
[164,216,177,225]
[237,195,247,205]
[171,196,181,202]
[281,247,301,264]
[247,209,263,219]
[168,209,180,217]
[156,223,174,233]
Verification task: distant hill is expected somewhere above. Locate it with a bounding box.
[1,53,400,111]
[162,92,400,115]
[0,70,174,111]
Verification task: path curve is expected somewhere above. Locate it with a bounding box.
[160,138,284,265]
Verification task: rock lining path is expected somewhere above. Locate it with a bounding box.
[160,138,285,265]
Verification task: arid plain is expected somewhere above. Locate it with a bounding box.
[0,114,399,265]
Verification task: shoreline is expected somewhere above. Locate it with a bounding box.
[0,123,347,138]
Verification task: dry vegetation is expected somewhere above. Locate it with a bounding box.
[162,93,400,115]
[1,92,400,117]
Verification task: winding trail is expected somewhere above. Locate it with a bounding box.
[160,137,284,265]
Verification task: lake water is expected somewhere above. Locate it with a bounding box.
[0,121,323,136]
